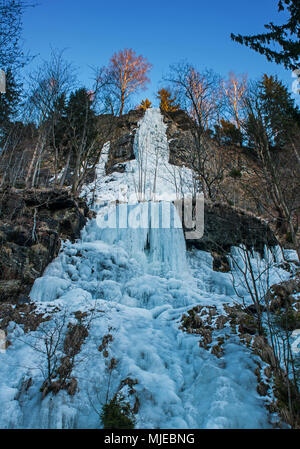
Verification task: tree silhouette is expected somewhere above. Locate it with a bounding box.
[0,0,35,69]
[231,0,300,71]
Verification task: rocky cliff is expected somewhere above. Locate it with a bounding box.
[187,201,277,254]
[0,189,90,302]
[103,109,144,174]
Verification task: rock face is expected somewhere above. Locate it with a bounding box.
[161,109,196,167]
[104,109,145,174]
[185,200,278,256]
[103,109,187,175]
[0,189,90,302]
[266,272,300,311]
[160,111,279,257]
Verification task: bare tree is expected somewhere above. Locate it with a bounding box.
[229,244,271,335]
[165,62,225,199]
[228,242,300,427]
[105,48,152,116]
[242,80,300,259]
[18,308,95,399]
[0,120,37,187]
[61,87,115,195]
[166,62,222,130]
[223,72,247,131]
[0,0,35,69]
[25,49,76,188]
[19,312,67,391]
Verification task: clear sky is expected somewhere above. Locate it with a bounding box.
[21,0,298,107]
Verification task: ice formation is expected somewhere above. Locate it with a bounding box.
[0,109,295,429]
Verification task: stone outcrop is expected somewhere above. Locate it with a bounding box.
[161,110,196,167]
[103,109,189,175]
[266,272,300,311]
[104,109,144,174]
[185,200,278,259]
[0,188,90,302]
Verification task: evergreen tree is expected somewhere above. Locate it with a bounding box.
[65,88,98,193]
[0,68,22,137]
[66,88,97,143]
[257,74,299,147]
[48,92,68,154]
[101,396,135,429]
[0,1,35,135]
[243,74,300,258]
[157,88,179,112]
[231,0,300,71]
[214,119,243,147]
[0,0,34,69]
[138,98,152,110]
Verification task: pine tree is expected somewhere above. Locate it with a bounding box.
[0,68,22,137]
[214,119,243,147]
[258,74,300,147]
[157,88,179,112]
[66,88,97,139]
[138,98,152,110]
[231,0,300,71]
[65,88,98,193]
[48,92,68,153]
[53,88,98,159]
[243,74,300,259]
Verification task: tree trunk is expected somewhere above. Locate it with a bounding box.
[71,153,81,196]
[261,138,300,260]
[59,150,71,188]
[119,91,125,116]
[25,141,39,187]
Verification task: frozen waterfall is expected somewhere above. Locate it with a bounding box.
[84,108,195,277]
[0,108,290,430]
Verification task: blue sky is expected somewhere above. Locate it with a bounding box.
[22,0,298,107]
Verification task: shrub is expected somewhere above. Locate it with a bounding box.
[229,168,242,179]
[275,309,300,332]
[101,395,135,429]
[215,119,243,146]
